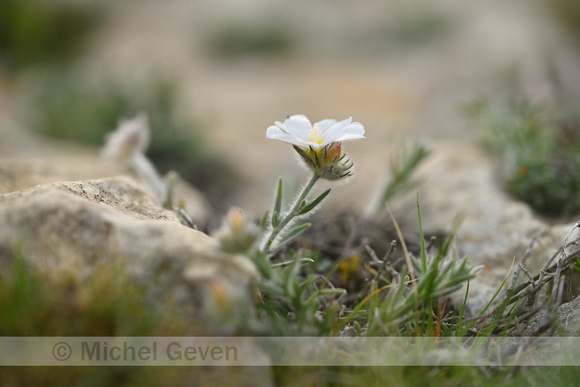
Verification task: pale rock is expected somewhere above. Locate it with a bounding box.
[0,155,123,194]
[554,296,580,336]
[0,176,258,332]
[0,153,211,227]
[162,171,212,229]
[524,295,580,336]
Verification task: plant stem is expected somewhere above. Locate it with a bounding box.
[263,172,320,255]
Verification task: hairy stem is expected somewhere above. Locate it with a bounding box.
[263,173,320,255]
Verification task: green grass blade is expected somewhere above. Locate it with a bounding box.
[417,193,427,274]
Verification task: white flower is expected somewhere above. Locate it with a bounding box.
[266,114,365,149]
[266,114,365,180]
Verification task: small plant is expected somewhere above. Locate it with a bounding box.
[243,114,364,335]
[469,99,580,217]
[348,198,483,336]
[212,114,482,339]
[261,114,365,256]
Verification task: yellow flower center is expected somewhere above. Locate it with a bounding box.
[308,123,324,145]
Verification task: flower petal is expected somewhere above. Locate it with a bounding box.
[272,120,308,142]
[315,119,338,132]
[342,122,365,136]
[266,126,310,147]
[333,131,366,142]
[283,114,312,135]
[266,114,364,149]
[321,117,353,141]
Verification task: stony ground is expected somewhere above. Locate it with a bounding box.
[1,0,580,322]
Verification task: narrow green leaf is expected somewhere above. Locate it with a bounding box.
[271,211,280,228]
[378,141,430,212]
[417,194,427,274]
[297,188,331,215]
[273,178,283,218]
[260,211,269,233]
[275,223,311,249]
[433,283,464,298]
[457,279,470,333]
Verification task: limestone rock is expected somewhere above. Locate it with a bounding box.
[554,296,580,336]
[0,176,258,332]
[0,154,211,228]
[525,296,580,336]
[0,155,123,195]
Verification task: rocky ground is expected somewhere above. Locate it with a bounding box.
[1,0,580,372]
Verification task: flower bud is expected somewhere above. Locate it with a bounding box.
[214,208,259,254]
[293,142,354,180]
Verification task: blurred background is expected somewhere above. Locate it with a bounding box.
[1,0,579,215]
